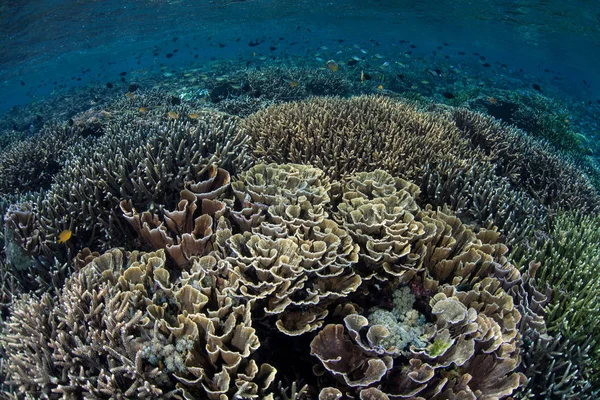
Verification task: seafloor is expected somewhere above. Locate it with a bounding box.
[0,43,599,400]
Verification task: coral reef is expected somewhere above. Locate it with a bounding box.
[244,96,599,248]
[2,248,277,399]
[1,86,597,400]
[510,210,600,397]
[2,164,530,400]
[0,123,87,196]
[3,93,251,292]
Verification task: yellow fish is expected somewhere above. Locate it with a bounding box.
[377,85,384,90]
[188,113,199,120]
[125,92,135,99]
[289,81,298,88]
[168,111,179,120]
[139,107,148,113]
[326,60,339,72]
[57,230,72,244]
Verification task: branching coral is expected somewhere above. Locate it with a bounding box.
[0,79,580,400]
[510,210,600,397]
[244,96,600,248]
[3,94,251,291]
[1,248,276,399]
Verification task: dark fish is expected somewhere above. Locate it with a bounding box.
[20,81,25,86]
[442,92,455,99]
[532,83,542,91]
[397,74,404,79]
[120,72,127,76]
[482,62,491,67]
[458,51,465,55]
[269,46,276,51]
[362,72,372,80]
[166,53,173,58]
[347,59,359,66]
[410,44,416,48]
[128,83,139,92]
[218,43,226,48]
[248,39,260,47]
[172,37,178,42]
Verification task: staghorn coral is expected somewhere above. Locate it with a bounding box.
[1,248,276,399]
[0,162,538,399]
[0,122,89,196]
[442,107,600,211]
[510,210,600,397]
[244,96,600,246]
[4,95,251,285]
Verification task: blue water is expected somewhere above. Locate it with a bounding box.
[1,0,600,112]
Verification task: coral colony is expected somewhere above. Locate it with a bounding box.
[0,87,599,399]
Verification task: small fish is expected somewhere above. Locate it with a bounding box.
[360,49,367,54]
[361,70,365,83]
[168,111,179,120]
[320,46,329,50]
[421,80,430,85]
[377,85,384,90]
[231,84,242,90]
[326,60,339,71]
[381,61,390,68]
[139,107,148,113]
[188,113,199,119]
[352,56,361,61]
[289,81,298,88]
[488,97,497,104]
[532,83,542,92]
[57,230,72,244]
[347,59,359,66]
[374,54,383,59]
[315,57,324,62]
[125,92,135,99]
[442,92,455,99]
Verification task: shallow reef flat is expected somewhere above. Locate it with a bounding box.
[0,65,598,399]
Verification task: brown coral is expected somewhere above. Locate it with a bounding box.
[1,248,275,399]
[244,96,600,247]
[121,165,230,267]
[5,97,250,272]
